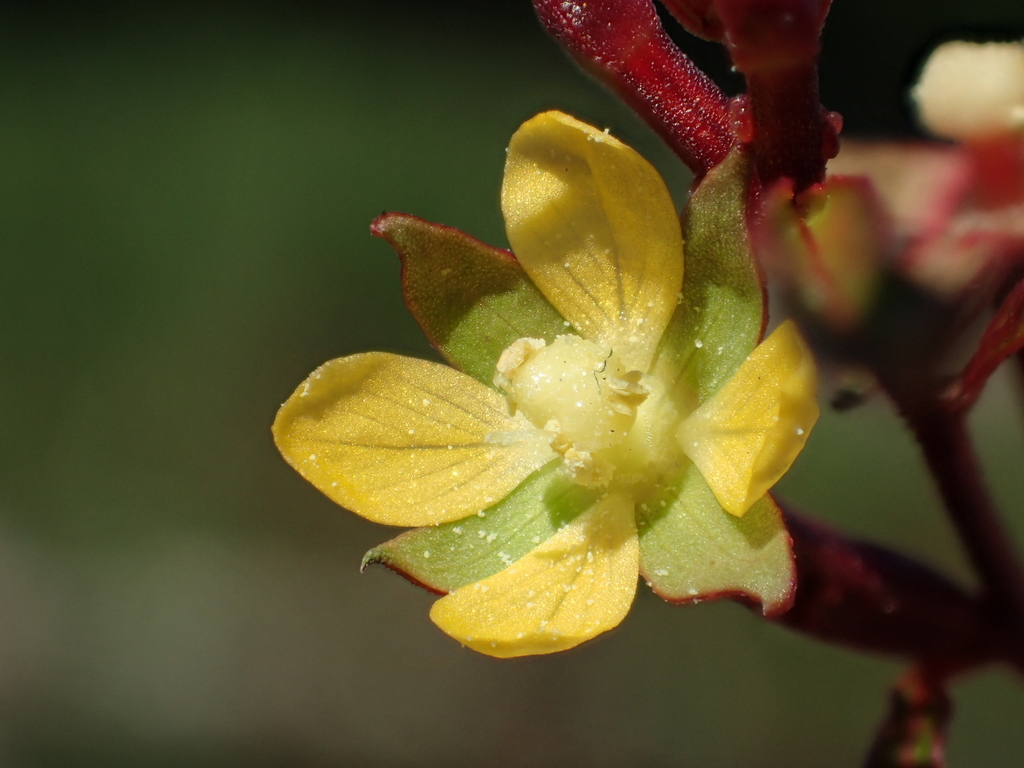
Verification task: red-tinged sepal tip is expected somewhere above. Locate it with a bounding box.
[756,174,890,335]
[887,138,1024,301]
[902,203,1024,302]
[370,212,564,386]
[714,0,832,74]
[361,547,448,597]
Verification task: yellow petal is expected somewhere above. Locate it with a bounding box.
[501,111,684,371]
[676,321,819,517]
[273,353,555,527]
[429,491,638,657]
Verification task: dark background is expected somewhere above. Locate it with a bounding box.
[0,1,1023,765]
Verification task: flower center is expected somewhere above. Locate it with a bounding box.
[495,335,650,487]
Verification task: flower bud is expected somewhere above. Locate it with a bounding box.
[912,40,1024,141]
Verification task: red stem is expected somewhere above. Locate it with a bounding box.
[1015,349,1024,422]
[532,0,735,177]
[711,0,838,190]
[746,64,835,190]
[946,277,1024,413]
[778,509,1002,670]
[903,402,1024,641]
[863,668,952,768]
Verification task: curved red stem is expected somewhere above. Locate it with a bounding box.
[532,0,736,177]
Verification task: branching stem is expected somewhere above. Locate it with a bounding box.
[746,64,833,190]
[904,401,1024,642]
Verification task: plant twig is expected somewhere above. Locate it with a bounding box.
[904,402,1024,642]
[945,277,1024,412]
[863,667,952,768]
[745,64,836,191]
[711,0,838,190]
[532,0,735,177]
[777,508,1001,668]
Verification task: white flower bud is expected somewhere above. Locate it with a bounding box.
[912,40,1024,141]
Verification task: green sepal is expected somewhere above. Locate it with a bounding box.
[637,463,794,615]
[651,149,765,406]
[371,213,567,385]
[361,462,600,594]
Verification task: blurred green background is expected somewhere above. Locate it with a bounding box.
[1,1,1024,765]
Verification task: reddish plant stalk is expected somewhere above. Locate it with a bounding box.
[712,0,837,190]
[967,137,1024,210]
[745,65,834,190]
[1015,349,1024,422]
[532,0,735,176]
[902,401,1024,641]
[863,668,952,768]
[947,277,1024,412]
[777,509,1002,670]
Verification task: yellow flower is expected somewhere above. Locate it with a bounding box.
[273,111,818,658]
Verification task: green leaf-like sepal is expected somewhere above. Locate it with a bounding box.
[638,464,794,615]
[652,149,764,405]
[362,463,600,594]
[372,213,566,385]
